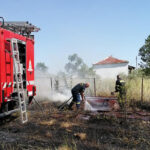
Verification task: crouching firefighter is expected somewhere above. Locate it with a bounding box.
[115,75,126,109]
[68,83,90,110]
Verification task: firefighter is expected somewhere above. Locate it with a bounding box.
[115,75,126,109]
[68,83,90,110]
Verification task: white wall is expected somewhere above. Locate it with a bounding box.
[93,63,128,79]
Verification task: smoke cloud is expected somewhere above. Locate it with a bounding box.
[35,76,71,103]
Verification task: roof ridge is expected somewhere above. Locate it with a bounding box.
[94,56,128,65]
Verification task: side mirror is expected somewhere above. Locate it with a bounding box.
[0,17,4,27]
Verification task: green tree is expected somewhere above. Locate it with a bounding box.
[139,35,150,75]
[35,62,48,73]
[65,53,95,77]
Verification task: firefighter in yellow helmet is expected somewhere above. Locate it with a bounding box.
[115,75,126,109]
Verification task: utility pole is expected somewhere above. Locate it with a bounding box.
[136,56,137,69]
[141,76,144,102]
[94,78,96,96]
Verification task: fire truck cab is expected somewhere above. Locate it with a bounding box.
[0,17,40,120]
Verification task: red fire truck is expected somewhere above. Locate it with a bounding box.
[0,17,40,123]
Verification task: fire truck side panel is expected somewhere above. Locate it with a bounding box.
[26,39,35,97]
[0,29,3,108]
[0,29,14,108]
[5,40,13,99]
[0,28,35,110]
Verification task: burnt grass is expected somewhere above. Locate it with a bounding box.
[0,101,150,150]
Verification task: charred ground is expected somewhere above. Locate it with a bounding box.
[0,101,150,150]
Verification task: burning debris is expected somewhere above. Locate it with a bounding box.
[1,101,150,150]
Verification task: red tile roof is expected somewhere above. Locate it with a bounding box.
[94,56,128,65]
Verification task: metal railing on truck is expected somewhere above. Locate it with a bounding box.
[0,17,40,36]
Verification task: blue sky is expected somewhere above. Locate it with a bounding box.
[1,0,150,73]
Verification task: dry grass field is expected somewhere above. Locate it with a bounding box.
[0,100,150,150]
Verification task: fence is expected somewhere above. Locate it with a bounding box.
[35,75,150,102]
[126,76,150,102]
[35,75,116,100]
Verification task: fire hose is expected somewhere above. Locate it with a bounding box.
[33,97,44,113]
[58,96,72,110]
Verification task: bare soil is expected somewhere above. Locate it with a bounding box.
[0,101,150,150]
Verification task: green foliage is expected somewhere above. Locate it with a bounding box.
[35,62,48,73]
[65,54,82,75]
[139,35,150,75]
[65,53,95,77]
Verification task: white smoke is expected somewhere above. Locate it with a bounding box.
[49,90,71,102]
[35,76,71,102]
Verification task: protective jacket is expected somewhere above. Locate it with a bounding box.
[115,78,126,109]
[69,83,86,109]
[115,79,125,93]
[71,83,86,94]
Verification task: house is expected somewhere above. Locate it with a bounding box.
[93,56,132,79]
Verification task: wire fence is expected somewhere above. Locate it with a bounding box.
[35,76,116,99]
[35,75,150,102]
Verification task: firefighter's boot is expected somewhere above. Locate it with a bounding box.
[68,101,74,110]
